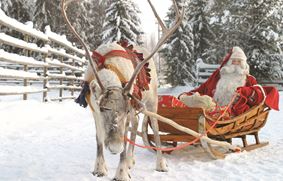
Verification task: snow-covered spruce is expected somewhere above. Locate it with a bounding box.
[101,0,144,45]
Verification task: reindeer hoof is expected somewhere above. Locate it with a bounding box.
[113,168,131,181]
[127,158,136,169]
[156,158,168,172]
[112,175,131,181]
[93,160,108,177]
[92,171,107,177]
[156,168,168,172]
[113,174,131,181]
[92,165,108,177]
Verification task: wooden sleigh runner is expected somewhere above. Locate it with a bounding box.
[144,98,270,159]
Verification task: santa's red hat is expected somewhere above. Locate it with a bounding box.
[229,47,247,61]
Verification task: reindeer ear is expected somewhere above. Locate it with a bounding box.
[89,80,102,100]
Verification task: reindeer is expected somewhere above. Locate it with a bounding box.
[61,0,184,180]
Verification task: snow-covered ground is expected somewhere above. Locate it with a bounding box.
[0,88,282,181]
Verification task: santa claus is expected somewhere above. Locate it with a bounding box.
[213,47,251,106]
[179,46,279,116]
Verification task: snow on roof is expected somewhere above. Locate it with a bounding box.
[0,85,47,95]
[45,26,85,56]
[0,67,45,80]
[0,33,48,54]
[0,9,49,41]
[0,49,48,67]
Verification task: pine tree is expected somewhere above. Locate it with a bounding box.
[33,0,105,50]
[245,0,283,80]
[1,0,34,23]
[215,0,283,80]
[82,0,106,49]
[160,0,195,86]
[199,0,283,80]
[0,0,12,13]
[187,0,217,64]
[204,0,232,63]
[101,0,144,45]
[33,0,65,33]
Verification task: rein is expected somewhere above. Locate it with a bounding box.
[125,94,239,152]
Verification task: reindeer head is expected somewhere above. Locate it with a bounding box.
[89,70,129,154]
[99,88,129,154]
[61,0,184,154]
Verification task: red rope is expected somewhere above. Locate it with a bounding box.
[125,94,238,151]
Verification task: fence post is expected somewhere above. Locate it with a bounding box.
[71,59,75,96]
[59,56,64,102]
[43,52,48,102]
[23,34,29,100]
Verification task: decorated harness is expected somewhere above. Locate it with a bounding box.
[75,40,151,108]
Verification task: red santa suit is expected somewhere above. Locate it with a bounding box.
[179,47,279,116]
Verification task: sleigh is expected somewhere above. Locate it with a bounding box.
[145,95,270,158]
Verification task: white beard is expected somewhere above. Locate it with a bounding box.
[213,64,248,106]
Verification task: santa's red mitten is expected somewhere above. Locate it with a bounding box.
[237,86,264,107]
[247,86,264,106]
[232,89,250,116]
[236,86,253,97]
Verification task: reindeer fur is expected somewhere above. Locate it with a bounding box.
[86,42,166,181]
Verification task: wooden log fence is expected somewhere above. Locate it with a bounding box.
[195,59,219,85]
[0,9,86,101]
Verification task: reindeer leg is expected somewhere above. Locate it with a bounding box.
[126,110,138,169]
[114,119,131,181]
[113,147,131,181]
[92,136,108,177]
[141,89,168,172]
[149,116,168,172]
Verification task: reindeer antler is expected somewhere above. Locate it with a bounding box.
[123,0,184,94]
[61,0,105,91]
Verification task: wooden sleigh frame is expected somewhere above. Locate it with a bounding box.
[145,102,270,158]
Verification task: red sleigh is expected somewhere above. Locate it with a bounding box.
[145,95,270,158]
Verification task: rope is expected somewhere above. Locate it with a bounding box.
[125,93,239,152]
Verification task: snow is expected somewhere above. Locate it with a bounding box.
[0,67,44,80]
[196,59,219,69]
[47,72,79,80]
[101,0,144,44]
[0,8,48,41]
[45,26,85,56]
[0,33,48,54]
[45,45,86,63]
[46,84,81,90]
[46,58,84,72]
[0,85,46,95]
[46,45,86,64]
[0,87,282,180]
[0,49,48,67]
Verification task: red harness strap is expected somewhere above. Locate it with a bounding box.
[104,50,132,60]
[91,48,151,109]
[92,51,106,67]
[92,50,131,68]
